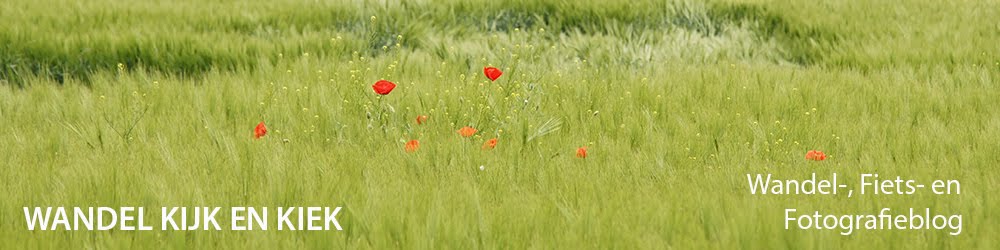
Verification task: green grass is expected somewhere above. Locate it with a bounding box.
[2,0,999,248]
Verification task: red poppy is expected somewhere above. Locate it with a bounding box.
[405,140,419,153]
[576,147,588,158]
[482,138,498,150]
[416,115,429,125]
[484,66,502,82]
[458,126,477,137]
[254,121,267,139]
[805,150,827,161]
[372,80,396,95]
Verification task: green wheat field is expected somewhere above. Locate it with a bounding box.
[2,0,999,248]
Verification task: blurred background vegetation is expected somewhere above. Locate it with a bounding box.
[3,0,996,86]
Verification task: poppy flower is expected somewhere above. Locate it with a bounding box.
[482,138,498,150]
[372,80,396,95]
[484,66,502,82]
[405,140,419,153]
[805,150,827,161]
[416,115,429,125]
[458,126,477,137]
[254,121,267,139]
[576,147,588,158]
